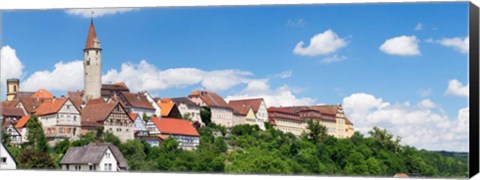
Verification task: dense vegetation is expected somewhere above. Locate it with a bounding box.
[2,116,468,178]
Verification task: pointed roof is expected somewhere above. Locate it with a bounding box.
[159,102,176,117]
[188,90,231,109]
[228,98,264,113]
[15,115,30,129]
[85,19,100,50]
[33,98,71,116]
[30,89,54,99]
[60,142,128,170]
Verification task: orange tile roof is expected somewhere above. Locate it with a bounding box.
[129,113,138,120]
[34,98,68,116]
[15,115,31,129]
[2,100,19,108]
[119,92,155,110]
[160,98,171,103]
[30,89,54,99]
[159,102,175,117]
[113,82,128,89]
[228,103,253,116]
[81,102,118,124]
[151,117,199,136]
[85,20,99,49]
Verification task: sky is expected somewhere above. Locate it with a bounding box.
[0,2,470,151]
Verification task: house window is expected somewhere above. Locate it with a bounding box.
[1,157,6,163]
[66,164,70,170]
[86,59,90,65]
[106,152,111,158]
[89,165,94,171]
[74,116,77,121]
[60,128,64,134]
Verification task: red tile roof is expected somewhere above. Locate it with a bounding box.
[151,117,199,136]
[189,90,230,109]
[228,102,253,116]
[228,98,264,113]
[19,96,52,114]
[33,98,70,116]
[30,89,54,99]
[81,101,118,126]
[120,92,155,110]
[2,107,25,117]
[159,102,176,117]
[129,113,138,121]
[85,20,99,49]
[15,115,30,129]
[2,100,19,108]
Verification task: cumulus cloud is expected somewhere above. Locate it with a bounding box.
[343,93,469,152]
[226,80,316,107]
[445,79,469,97]
[437,37,469,54]
[1,46,25,99]
[102,60,254,92]
[379,35,420,56]
[293,29,348,56]
[22,60,84,91]
[65,8,139,18]
[320,54,347,64]
[414,22,423,31]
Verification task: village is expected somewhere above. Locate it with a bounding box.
[0,19,355,171]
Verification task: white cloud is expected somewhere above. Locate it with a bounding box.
[226,80,316,107]
[293,29,348,56]
[343,93,469,152]
[22,60,84,92]
[1,46,25,99]
[379,35,420,56]
[65,8,138,18]
[418,88,432,97]
[445,79,469,97]
[414,22,423,31]
[437,37,469,54]
[320,54,347,64]
[102,60,253,92]
[286,19,305,27]
[417,99,436,109]
[273,70,293,79]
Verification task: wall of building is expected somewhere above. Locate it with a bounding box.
[211,107,233,127]
[177,104,201,122]
[84,49,102,100]
[0,143,16,169]
[99,148,118,171]
[273,118,306,136]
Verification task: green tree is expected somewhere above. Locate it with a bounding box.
[95,126,105,140]
[104,131,121,146]
[182,113,193,121]
[200,107,212,126]
[54,139,71,154]
[2,130,12,147]
[142,112,149,123]
[71,132,96,146]
[17,148,55,169]
[303,119,328,144]
[26,115,48,152]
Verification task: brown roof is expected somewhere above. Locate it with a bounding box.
[228,98,264,113]
[2,107,24,117]
[67,91,84,109]
[85,20,100,50]
[228,102,254,116]
[101,83,130,97]
[2,100,19,108]
[308,105,338,115]
[18,96,51,114]
[33,98,69,116]
[170,97,199,109]
[267,107,299,115]
[119,92,155,110]
[30,89,54,99]
[15,115,30,129]
[151,117,199,136]
[81,102,118,126]
[188,90,230,109]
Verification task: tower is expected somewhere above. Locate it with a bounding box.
[83,17,102,102]
[6,78,19,101]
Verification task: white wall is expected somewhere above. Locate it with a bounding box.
[0,143,16,169]
[99,148,118,171]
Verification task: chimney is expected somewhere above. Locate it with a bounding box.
[95,139,101,146]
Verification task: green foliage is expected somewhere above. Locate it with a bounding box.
[95,126,105,140]
[182,113,193,121]
[17,148,56,169]
[2,130,11,146]
[54,139,71,154]
[302,119,328,144]
[104,131,121,146]
[25,115,48,152]
[200,107,212,126]
[71,132,96,146]
[142,112,149,123]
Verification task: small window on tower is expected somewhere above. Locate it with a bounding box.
[87,60,90,65]
[96,50,98,55]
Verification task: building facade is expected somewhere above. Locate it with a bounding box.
[0,143,16,169]
[171,97,201,123]
[188,90,233,127]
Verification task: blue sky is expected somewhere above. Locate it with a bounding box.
[0,2,470,151]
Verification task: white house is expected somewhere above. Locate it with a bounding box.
[171,97,201,123]
[188,90,234,127]
[1,120,22,145]
[34,97,82,146]
[60,142,128,171]
[0,143,17,169]
[142,91,161,117]
[228,98,268,130]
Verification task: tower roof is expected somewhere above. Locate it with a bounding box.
[84,19,101,50]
